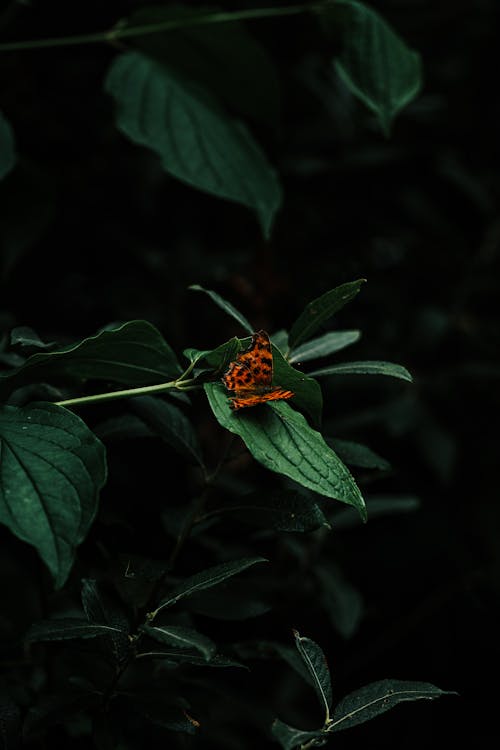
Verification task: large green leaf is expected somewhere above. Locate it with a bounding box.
[0,321,181,398]
[308,360,412,382]
[206,385,366,518]
[317,0,422,135]
[288,280,365,349]
[0,403,107,587]
[0,110,16,180]
[105,51,282,238]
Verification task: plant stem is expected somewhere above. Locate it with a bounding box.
[54,377,200,408]
[0,2,325,53]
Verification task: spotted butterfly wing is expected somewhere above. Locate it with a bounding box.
[222,330,294,410]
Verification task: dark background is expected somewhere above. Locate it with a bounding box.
[0,0,499,747]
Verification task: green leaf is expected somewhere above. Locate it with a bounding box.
[25,618,123,642]
[128,4,281,128]
[318,0,422,135]
[205,386,366,519]
[294,631,333,721]
[81,579,131,664]
[222,488,329,533]
[137,648,245,669]
[0,321,181,398]
[130,396,204,467]
[272,343,323,427]
[289,330,361,364]
[288,280,366,349]
[0,403,107,588]
[10,326,56,351]
[316,564,364,639]
[308,360,413,382]
[329,679,457,732]
[326,437,390,470]
[155,556,267,613]
[272,719,326,750]
[141,624,216,660]
[0,110,16,180]
[189,285,253,333]
[105,51,282,238]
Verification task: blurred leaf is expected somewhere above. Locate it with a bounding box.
[221,488,329,532]
[189,285,253,333]
[0,110,16,180]
[10,326,56,352]
[318,0,422,135]
[125,695,200,734]
[25,618,124,642]
[0,693,21,750]
[81,579,131,665]
[308,360,412,382]
[130,395,204,467]
[332,494,420,529]
[154,556,267,613]
[233,640,314,687]
[272,719,326,750]
[326,437,390,470]
[137,648,245,669]
[0,403,107,588]
[293,630,333,718]
[105,51,282,238]
[316,564,364,639]
[0,321,181,398]
[329,680,457,732]
[186,584,271,620]
[128,3,281,128]
[141,624,216,660]
[205,386,366,519]
[288,280,365,349]
[289,330,361,363]
[93,413,154,442]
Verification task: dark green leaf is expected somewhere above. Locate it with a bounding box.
[0,694,21,749]
[0,110,16,180]
[329,679,457,732]
[10,326,56,351]
[130,395,204,467]
[222,488,329,532]
[0,403,107,588]
[187,584,271,621]
[94,413,154,442]
[189,285,253,333]
[316,564,364,639]
[272,719,326,750]
[137,648,245,669]
[155,556,267,613]
[272,343,323,427]
[105,52,282,238]
[205,386,366,519]
[288,280,366,349]
[141,624,216,660]
[294,631,333,718]
[317,0,422,135]
[25,618,123,642]
[326,437,391,470]
[289,330,361,364]
[332,494,420,529]
[81,579,130,664]
[308,360,413,382]
[0,321,181,398]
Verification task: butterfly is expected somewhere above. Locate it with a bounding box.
[221,329,294,410]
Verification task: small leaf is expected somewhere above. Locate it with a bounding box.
[0,110,16,180]
[308,360,413,382]
[316,564,364,639]
[0,403,107,588]
[10,326,56,351]
[289,330,361,364]
[130,395,204,468]
[81,579,131,664]
[272,719,326,750]
[25,618,123,642]
[155,556,267,613]
[205,386,366,519]
[293,631,333,720]
[189,285,253,333]
[0,321,181,398]
[222,488,329,532]
[326,437,390,470]
[329,679,457,732]
[105,51,282,237]
[141,624,216,660]
[317,0,422,135]
[288,280,365,349]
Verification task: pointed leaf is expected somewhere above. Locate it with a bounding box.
[205,385,366,519]
[0,321,181,398]
[141,624,216,660]
[0,403,107,588]
[329,679,457,732]
[272,719,326,750]
[105,51,282,237]
[293,631,333,720]
[25,618,123,642]
[308,360,412,381]
[222,489,329,533]
[289,330,361,364]
[0,110,16,180]
[155,556,267,613]
[288,280,365,349]
[137,649,245,669]
[326,438,390,470]
[189,285,253,333]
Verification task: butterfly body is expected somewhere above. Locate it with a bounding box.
[221,330,294,410]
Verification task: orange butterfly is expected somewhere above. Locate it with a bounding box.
[221,330,294,410]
